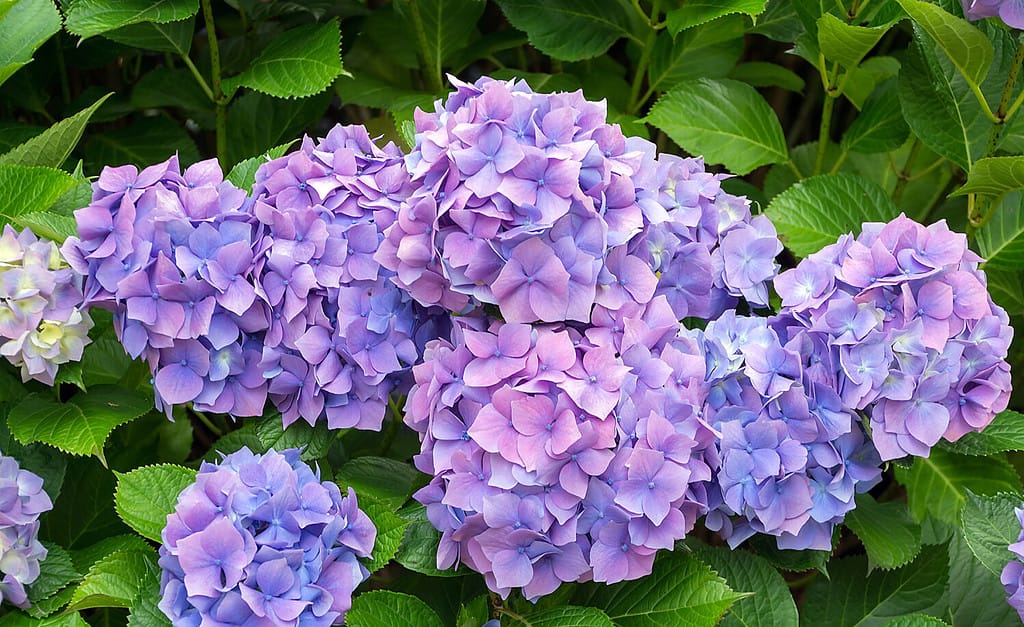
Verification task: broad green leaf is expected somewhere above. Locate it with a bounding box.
[7,386,154,463]
[78,337,134,388]
[225,142,294,191]
[70,535,152,575]
[842,81,909,153]
[131,68,211,115]
[509,607,614,627]
[0,0,61,88]
[335,74,432,110]
[395,503,460,577]
[113,465,196,543]
[127,582,171,627]
[942,410,1024,456]
[0,91,110,168]
[645,78,787,175]
[255,415,334,461]
[84,116,200,173]
[0,123,44,153]
[66,548,157,612]
[224,90,330,168]
[750,0,802,41]
[47,161,91,217]
[204,422,262,462]
[747,531,831,573]
[895,0,993,86]
[842,55,901,109]
[103,17,193,54]
[845,494,923,570]
[666,0,768,33]
[765,173,898,257]
[64,0,199,39]
[957,157,1024,200]
[494,0,643,62]
[222,20,345,99]
[575,552,742,626]
[360,495,410,573]
[0,613,88,626]
[647,18,745,95]
[947,533,1018,626]
[818,13,890,69]
[894,448,1022,524]
[695,546,798,627]
[0,165,75,220]
[28,543,81,606]
[880,615,949,626]
[335,457,419,511]
[392,0,486,81]
[26,586,77,619]
[729,62,805,92]
[347,591,445,627]
[974,192,1024,268]
[801,546,948,626]
[960,491,1021,576]
[984,269,1024,315]
[13,212,78,244]
[42,459,129,550]
[455,596,490,627]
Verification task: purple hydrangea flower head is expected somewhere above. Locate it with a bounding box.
[0,454,53,609]
[963,0,1024,29]
[1002,505,1024,621]
[0,226,93,385]
[405,297,717,597]
[773,215,1013,461]
[159,447,376,626]
[378,76,778,324]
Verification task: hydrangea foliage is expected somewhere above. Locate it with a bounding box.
[158,448,376,625]
[0,454,52,609]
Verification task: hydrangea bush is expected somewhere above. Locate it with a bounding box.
[3,0,1024,625]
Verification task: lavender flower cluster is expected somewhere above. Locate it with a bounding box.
[377,75,780,324]
[0,226,92,385]
[0,454,52,609]
[407,298,716,597]
[64,126,447,430]
[963,0,1024,29]
[159,448,376,626]
[1002,505,1024,621]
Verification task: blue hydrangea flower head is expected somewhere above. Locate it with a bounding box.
[0,454,53,609]
[1003,505,1024,621]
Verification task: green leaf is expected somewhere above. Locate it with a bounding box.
[347,591,445,627]
[27,586,77,619]
[113,464,196,543]
[7,386,154,464]
[224,90,330,168]
[0,0,61,88]
[335,74,432,110]
[842,80,909,154]
[959,491,1021,576]
[508,607,614,627]
[0,612,88,627]
[895,0,993,86]
[455,595,489,627]
[494,0,643,62]
[746,531,831,573]
[846,494,923,570]
[818,13,890,69]
[84,116,200,172]
[395,503,460,577]
[127,582,171,627]
[360,494,409,573]
[941,410,1024,456]
[255,415,334,461]
[13,212,78,244]
[647,18,745,95]
[222,20,344,99]
[947,532,1018,626]
[895,448,1022,524]
[65,0,199,40]
[335,457,419,510]
[765,173,898,257]
[666,0,768,33]
[575,552,742,626]
[984,269,1024,315]
[69,535,151,575]
[28,543,81,606]
[204,422,262,462]
[880,615,950,626]
[103,17,194,54]
[66,548,157,612]
[801,545,948,626]
[225,142,294,191]
[42,459,129,550]
[131,67,211,115]
[0,165,76,220]
[694,546,798,627]
[645,78,787,175]
[392,0,486,81]
[842,55,901,109]
[728,61,805,92]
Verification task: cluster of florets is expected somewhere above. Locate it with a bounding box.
[376,75,780,324]
[0,454,53,608]
[64,126,448,430]
[773,215,1013,461]
[0,226,92,385]
[405,296,717,597]
[159,448,376,626]
[963,0,1024,29]
[249,125,450,431]
[1002,506,1024,621]
[696,312,882,551]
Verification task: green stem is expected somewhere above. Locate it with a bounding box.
[193,410,224,437]
[200,0,227,164]
[179,53,215,102]
[815,91,836,175]
[891,137,922,205]
[405,0,444,94]
[969,78,1001,124]
[626,0,661,115]
[829,148,849,174]
[787,158,803,179]
[986,42,1024,157]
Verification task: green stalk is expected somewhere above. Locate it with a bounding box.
[200,0,227,164]
[179,53,215,102]
[814,91,836,175]
[626,0,662,115]
[405,0,443,94]
[891,137,922,205]
[986,41,1024,157]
